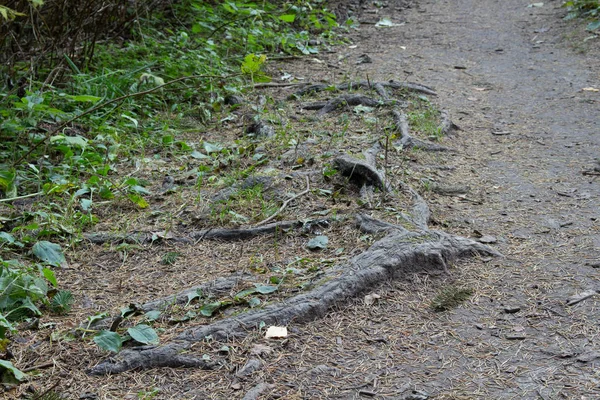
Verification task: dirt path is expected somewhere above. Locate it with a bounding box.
[253,1,600,399]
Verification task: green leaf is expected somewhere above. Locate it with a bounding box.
[68,95,101,102]
[247,297,261,308]
[145,310,161,321]
[42,267,57,287]
[0,360,26,382]
[234,288,257,299]
[200,301,223,317]
[307,235,328,250]
[94,330,123,353]
[0,232,22,247]
[32,241,67,267]
[190,150,209,159]
[127,324,159,345]
[279,14,296,22]
[0,314,15,339]
[587,20,600,31]
[127,194,149,209]
[80,198,93,211]
[129,185,151,195]
[203,141,222,154]
[255,285,277,294]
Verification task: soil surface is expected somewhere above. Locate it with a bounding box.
[11,0,600,399]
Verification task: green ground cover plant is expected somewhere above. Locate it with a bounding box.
[0,0,340,380]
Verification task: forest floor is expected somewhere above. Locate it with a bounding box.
[11,0,600,399]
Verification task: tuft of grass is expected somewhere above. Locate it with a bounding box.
[161,252,180,265]
[431,286,473,312]
[50,290,74,314]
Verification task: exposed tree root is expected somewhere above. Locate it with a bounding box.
[439,109,461,135]
[89,215,499,375]
[333,154,391,192]
[299,94,397,116]
[83,219,330,245]
[86,79,494,376]
[255,176,310,226]
[290,80,437,98]
[391,109,455,152]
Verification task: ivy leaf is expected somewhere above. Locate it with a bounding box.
[203,141,222,154]
[255,285,277,294]
[129,185,151,195]
[32,241,67,267]
[248,297,261,308]
[145,310,161,321]
[307,235,328,250]
[127,324,159,345]
[127,194,149,209]
[279,14,296,23]
[68,95,101,102]
[588,20,600,31]
[0,360,26,382]
[200,301,223,317]
[42,267,57,287]
[94,330,123,353]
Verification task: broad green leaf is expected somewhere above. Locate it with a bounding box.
[99,186,114,199]
[127,324,159,345]
[145,310,161,321]
[69,95,101,102]
[200,301,222,317]
[0,314,15,339]
[42,267,57,287]
[307,235,328,250]
[235,288,257,299]
[32,241,67,267]
[0,168,15,193]
[0,232,22,247]
[248,297,261,308]
[190,150,209,159]
[255,285,277,294]
[203,141,222,154]
[588,20,600,31]
[0,360,26,382]
[80,198,92,211]
[94,330,123,353]
[129,185,151,195]
[50,135,88,148]
[127,194,149,209]
[279,14,296,22]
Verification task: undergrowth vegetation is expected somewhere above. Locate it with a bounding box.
[563,0,600,31]
[0,0,341,381]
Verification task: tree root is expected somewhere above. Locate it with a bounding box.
[89,216,500,375]
[299,94,397,116]
[290,80,437,98]
[85,78,495,376]
[333,154,391,192]
[83,219,330,245]
[391,109,455,152]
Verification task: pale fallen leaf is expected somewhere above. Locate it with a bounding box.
[473,87,488,91]
[527,2,544,7]
[364,293,381,306]
[348,45,358,49]
[582,87,599,92]
[265,326,288,339]
[250,343,274,356]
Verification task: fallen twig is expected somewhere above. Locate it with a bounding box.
[256,176,310,226]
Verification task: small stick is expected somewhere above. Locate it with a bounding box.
[255,176,310,226]
[22,361,55,373]
[0,191,42,203]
